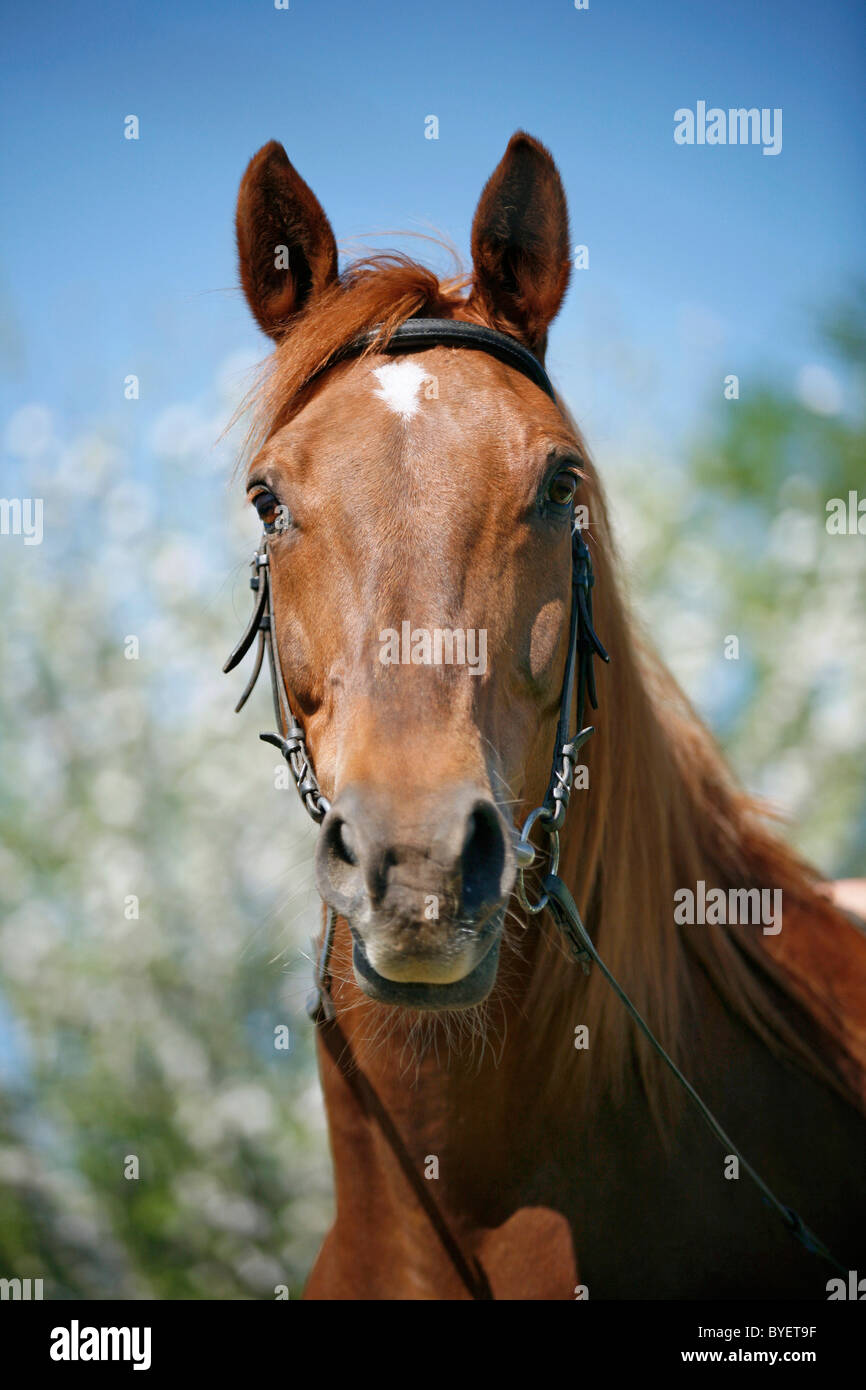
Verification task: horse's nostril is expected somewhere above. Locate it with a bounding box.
[331,818,357,866]
[316,806,366,916]
[321,814,358,880]
[461,802,507,915]
[338,820,358,865]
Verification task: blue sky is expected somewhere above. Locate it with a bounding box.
[1,0,863,462]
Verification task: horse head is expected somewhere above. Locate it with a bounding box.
[232,133,594,1009]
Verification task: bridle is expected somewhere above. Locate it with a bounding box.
[223,316,843,1276]
[223,534,331,825]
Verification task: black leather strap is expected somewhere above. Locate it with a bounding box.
[324,318,558,403]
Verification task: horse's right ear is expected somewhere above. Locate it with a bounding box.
[235,141,338,340]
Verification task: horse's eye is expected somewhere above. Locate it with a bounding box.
[547,473,578,508]
[251,490,290,533]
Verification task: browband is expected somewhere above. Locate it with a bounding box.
[319,318,558,403]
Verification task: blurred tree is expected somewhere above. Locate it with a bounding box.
[0,417,331,1299]
[613,289,866,876]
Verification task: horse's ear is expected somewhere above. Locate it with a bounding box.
[467,132,570,353]
[236,141,338,340]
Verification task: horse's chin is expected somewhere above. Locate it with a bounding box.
[350,916,503,1010]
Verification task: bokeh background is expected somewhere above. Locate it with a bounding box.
[0,0,863,1298]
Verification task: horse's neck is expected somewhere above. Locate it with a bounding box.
[318,921,602,1194]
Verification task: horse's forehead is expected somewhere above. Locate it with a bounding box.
[292,346,562,491]
[370,359,432,422]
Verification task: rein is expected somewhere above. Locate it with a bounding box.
[224,316,845,1277]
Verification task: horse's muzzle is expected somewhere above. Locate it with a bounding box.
[314,782,514,1007]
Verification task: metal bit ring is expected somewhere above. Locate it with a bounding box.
[516,807,560,915]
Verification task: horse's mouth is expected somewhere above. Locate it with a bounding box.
[350,913,503,1010]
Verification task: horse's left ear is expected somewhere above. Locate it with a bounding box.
[467,132,570,354]
[236,140,339,339]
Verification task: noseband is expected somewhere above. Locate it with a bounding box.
[223,316,843,1276]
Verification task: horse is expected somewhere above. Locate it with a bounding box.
[227,131,866,1299]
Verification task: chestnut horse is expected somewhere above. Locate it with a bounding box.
[228,132,866,1299]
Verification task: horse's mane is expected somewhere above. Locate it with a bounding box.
[239,251,863,1127]
[239,252,476,459]
[523,443,864,1128]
